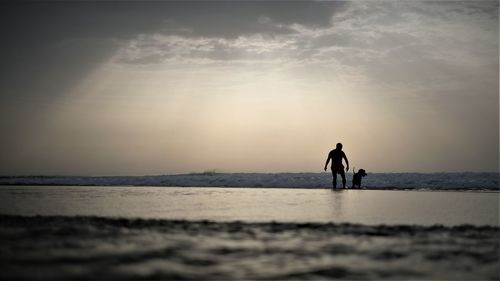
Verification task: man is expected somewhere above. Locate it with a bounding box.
[324,143,349,189]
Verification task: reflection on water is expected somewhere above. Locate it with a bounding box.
[331,190,344,219]
[0,186,498,225]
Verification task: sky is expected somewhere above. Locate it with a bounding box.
[0,1,498,175]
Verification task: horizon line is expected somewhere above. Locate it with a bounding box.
[1,171,499,178]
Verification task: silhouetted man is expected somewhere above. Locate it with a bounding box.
[324,143,349,189]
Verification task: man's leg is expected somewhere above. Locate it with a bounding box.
[331,170,337,189]
[339,170,346,188]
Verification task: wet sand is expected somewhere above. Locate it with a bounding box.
[0,215,498,280]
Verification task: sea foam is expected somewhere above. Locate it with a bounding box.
[1,172,498,190]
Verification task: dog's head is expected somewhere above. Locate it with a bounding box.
[358,169,367,177]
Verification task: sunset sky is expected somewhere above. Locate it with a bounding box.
[0,1,498,175]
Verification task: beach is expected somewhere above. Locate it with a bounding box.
[0,215,498,280]
[1,0,498,279]
[0,185,498,280]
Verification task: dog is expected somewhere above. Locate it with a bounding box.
[352,168,367,188]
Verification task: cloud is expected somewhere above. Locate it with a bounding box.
[112,0,498,95]
[0,1,347,100]
[115,34,300,65]
[4,1,495,92]
[114,2,497,58]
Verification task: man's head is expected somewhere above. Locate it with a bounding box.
[336,143,343,150]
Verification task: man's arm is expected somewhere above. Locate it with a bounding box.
[343,152,349,172]
[324,153,331,171]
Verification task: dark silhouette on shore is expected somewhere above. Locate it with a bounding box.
[352,168,367,188]
[324,143,349,189]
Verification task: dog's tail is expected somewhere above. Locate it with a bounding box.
[353,167,356,173]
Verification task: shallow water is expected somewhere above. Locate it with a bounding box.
[2,172,498,190]
[0,186,498,226]
[0,215,498,280]
[1,186,499,280]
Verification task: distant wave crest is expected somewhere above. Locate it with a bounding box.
[1,172,499,190]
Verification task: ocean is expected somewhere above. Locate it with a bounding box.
[1,172,498,190]
[0,185,498,280]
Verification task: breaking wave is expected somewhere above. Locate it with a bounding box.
[1,172,499,190]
